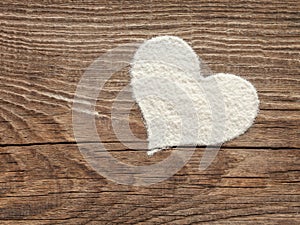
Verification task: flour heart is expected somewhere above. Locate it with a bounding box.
[130,36,259,154]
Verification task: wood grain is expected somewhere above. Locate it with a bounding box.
[0,0,299,224]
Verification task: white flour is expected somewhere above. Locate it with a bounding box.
[131,36,259,155]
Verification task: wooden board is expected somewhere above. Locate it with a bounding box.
[0,0,299,224]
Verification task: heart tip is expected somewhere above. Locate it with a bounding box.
[147,148,162,156]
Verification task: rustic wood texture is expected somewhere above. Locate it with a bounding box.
[0,0,299,224]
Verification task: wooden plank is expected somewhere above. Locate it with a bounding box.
[0,0,299,147]
[0,144,299,224]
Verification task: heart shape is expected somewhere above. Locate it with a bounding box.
[130,36,259,154]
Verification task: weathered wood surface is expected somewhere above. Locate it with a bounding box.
[0,0,299,224]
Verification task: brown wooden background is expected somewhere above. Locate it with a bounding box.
[0,0,299,224]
